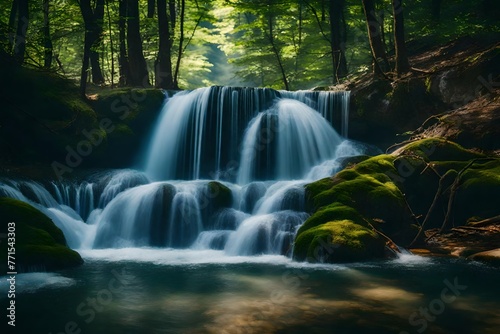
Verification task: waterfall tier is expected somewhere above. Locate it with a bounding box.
[144,86,350,182]
[0,86,364,257]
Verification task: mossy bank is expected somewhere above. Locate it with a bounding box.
[0,198,83,272]
[294,138,500,263]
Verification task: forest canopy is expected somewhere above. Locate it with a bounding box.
[1,0,498,93]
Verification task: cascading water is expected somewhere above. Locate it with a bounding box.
[0,86,364,258]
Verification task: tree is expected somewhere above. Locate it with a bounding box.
[155,0,175,89]
[329,0,347,82]
[118,0,130,86]
[126,0,149,86]
[361,0,389,76]
[42,0,52,68]
[79,0,105,97]
[264,1,290,90]
[12,0,29,64]
[392,0,410,75]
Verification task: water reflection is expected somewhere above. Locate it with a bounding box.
[3,251,499,334]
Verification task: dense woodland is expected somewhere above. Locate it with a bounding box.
[1,0,498,95]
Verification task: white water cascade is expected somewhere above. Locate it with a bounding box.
[0,86,366,257]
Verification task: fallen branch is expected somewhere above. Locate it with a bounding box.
[439,158,497,233]
[468,215,500,228]
[409,170,452,247]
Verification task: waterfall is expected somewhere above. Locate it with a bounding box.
[0,86,362,258]
[237,99,342,184]
[143,86,350,182]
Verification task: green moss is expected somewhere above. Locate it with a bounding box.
[294,220,385,263]
[298,203,366,236]
[398,138,484,161]
[91,88,165,123]
[0,198,83,272]
[207,181,233,209]
[454,159,500,222]
[297,153,415,263]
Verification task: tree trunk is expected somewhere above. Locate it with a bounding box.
[392,0,410,75]
[79,0,93,97]
[106,0,115,87]
[80,31,92,98]
[14,0,29,64]
[127,0,150,87]
[329,0,347,83]
[267,11,289,90]
[148,0,155,18]
[42,0,52,69]
[118,0,130,86]
[156,0,175,89]
[79,0,105,95]
[169,0,176,32]
[90,0,105,84]
[173,0,185,88]
[361,0,389,76]
[8,0,18,54]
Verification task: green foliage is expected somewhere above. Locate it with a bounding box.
[0,0,497,89]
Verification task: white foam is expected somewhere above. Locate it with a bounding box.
[77,248,354,272]
[0,272,76,294]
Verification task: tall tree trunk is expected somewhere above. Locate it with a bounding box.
[127,0,149,86]
[80,0,105,95]
[392,0,410,75]
[79,0,93,97]
[148,0,155,18]
[14,0,29,64]
[80,30,92,97]
[8,0,18,54]
[42,0,52,69]
[329,0,347,83]
[173,0,185,88]
[267,10,289,90]
[118,0,130,86]
[361,0,389,76]
[169,0,176,33]
[106,0,115,87]
[156,0,174,89]
[90,0,105,84]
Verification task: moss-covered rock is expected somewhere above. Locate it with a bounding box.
[206,181,233,209]
[394,137,484,161]
[295,138,500,263]
[86,88,166,167]
[198,181,233,228]
[454,159,500,223]
[0,198,83,272]
[294,220,385,263]
[295,154,415,263]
